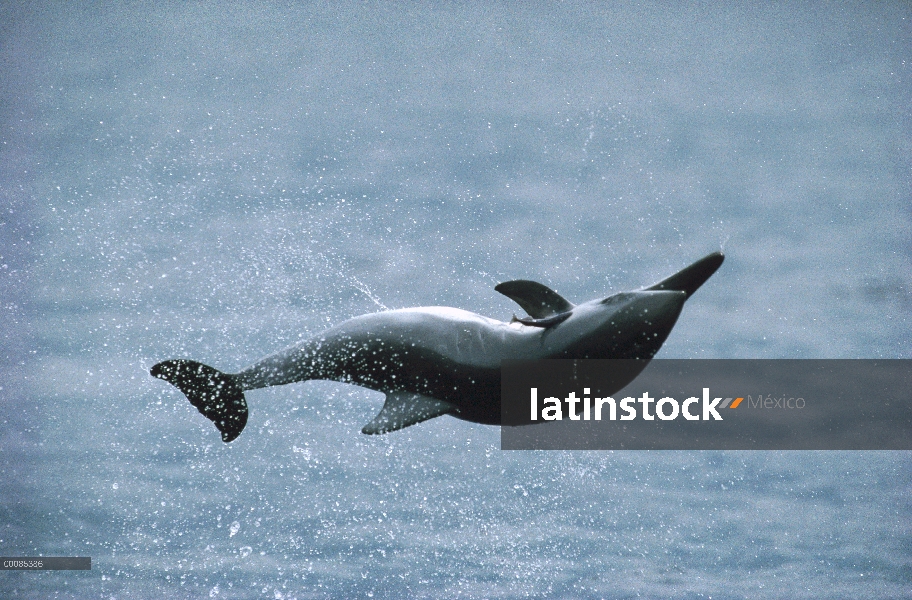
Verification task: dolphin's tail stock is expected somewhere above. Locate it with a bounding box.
[150,359,248,442]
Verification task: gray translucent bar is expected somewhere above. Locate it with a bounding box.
[1,557,91,570]
[501,359,912,450]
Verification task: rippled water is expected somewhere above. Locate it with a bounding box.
[2,3,909,598]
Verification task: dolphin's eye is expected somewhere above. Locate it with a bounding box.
[600,294,626,305]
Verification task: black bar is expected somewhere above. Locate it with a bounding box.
[1,557,91,570]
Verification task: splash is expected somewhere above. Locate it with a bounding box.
[351,276,389,311]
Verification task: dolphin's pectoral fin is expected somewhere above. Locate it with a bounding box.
[361,392,456,435]
[513,311,572,328]
[495,280,574,318]
[150,359,248,443]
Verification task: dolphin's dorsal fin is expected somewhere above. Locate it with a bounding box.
[361,392,455,435]
[495,280,574,318]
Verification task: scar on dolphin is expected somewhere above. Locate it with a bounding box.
[150,252,724,442]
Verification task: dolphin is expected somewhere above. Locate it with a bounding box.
[150,252,724,442]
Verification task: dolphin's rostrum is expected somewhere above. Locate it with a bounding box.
[150,252,724,442]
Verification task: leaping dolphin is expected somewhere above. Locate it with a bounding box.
[151,252,724,442]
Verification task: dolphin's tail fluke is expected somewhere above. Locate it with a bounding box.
[150,359,248,443]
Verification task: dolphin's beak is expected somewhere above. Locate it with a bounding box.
[645,252,724,299]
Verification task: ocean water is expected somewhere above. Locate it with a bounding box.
[1,2,910,598]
